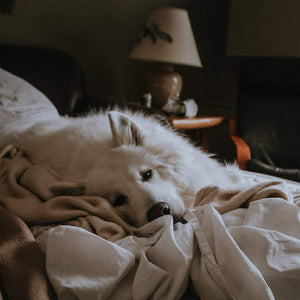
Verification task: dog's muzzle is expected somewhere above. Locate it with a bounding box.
[147,202,170,222]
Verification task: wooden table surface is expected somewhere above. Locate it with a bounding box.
[167,116,225,130]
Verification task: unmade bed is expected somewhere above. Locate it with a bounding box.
[1,67,300,300]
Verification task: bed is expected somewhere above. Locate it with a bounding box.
[1,45,300,300]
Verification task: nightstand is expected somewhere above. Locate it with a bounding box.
[111,101,225,151]
[168,116,225,151]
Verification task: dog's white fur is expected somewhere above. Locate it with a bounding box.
[1,109,236,226]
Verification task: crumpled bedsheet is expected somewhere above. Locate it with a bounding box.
[37,175,300,300]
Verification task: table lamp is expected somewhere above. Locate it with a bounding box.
[129,7,202,108]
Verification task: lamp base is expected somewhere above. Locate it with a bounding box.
[146,64,182,108]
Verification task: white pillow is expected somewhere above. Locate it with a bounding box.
[0,67,59,136]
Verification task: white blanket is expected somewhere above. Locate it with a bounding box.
[0,67,59,138]
[37,174,300,300]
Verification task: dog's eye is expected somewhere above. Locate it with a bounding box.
[142,169,152,182]
[115,195,127,206]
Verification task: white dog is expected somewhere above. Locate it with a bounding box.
[1,107,237,227]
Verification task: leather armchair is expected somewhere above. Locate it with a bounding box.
[230,87,300,182]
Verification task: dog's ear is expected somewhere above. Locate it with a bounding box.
[108,111,144,147]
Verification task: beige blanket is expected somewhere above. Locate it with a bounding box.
[194,179,297,214]
[0,145,131,299]
[0,145,132,240]
[0,206,56,300]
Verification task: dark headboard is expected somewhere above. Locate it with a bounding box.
[0,43,86,115]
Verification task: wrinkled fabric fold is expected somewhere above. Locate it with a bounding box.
[0,206,56,300]
[38,216,195,300]
[37,180,300,300]
[0,146,132,241]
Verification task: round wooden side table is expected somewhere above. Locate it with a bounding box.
[167,116,225,151]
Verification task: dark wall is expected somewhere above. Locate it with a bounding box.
[181,0,238,112]
[227,0,300,58]
[0,0,239,114]
[2,1,298,113]
[2,0,298,163]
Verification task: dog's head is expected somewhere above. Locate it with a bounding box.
[84,111,186,227]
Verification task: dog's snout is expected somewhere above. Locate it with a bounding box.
[147,202,170,222]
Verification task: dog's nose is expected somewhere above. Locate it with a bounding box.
[147,202,170,222]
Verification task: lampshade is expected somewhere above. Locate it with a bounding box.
[129,7,202,68]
